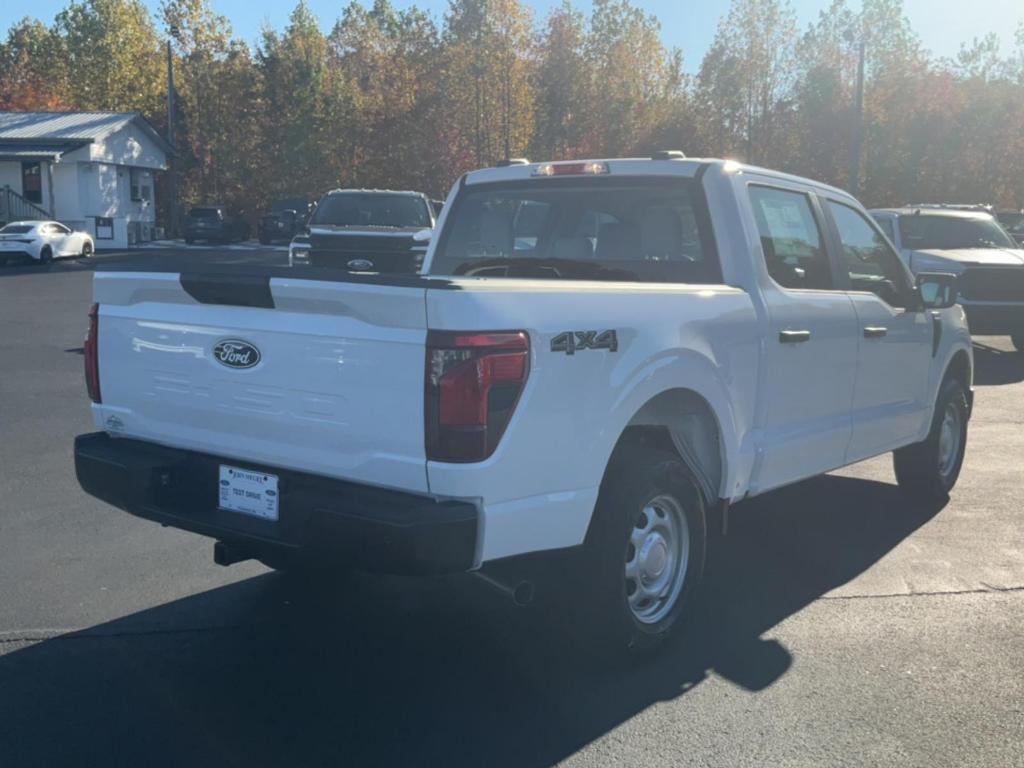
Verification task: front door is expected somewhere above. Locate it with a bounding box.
[746,183,859,494]
[21,161,42,205]
[824,199,933,461]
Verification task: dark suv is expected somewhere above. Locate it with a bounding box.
[258,198,313,245]
[183,206,249,244]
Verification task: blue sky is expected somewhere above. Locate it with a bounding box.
[4,0,1023,71]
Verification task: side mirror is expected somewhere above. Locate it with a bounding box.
[412,228,433,243]
[916,272,959,309]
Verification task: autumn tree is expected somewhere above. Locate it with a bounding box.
[442,0,536,170]
[328,0,439,192]
[694,0,797,164]
[0,19,69,110]
[54,0,164,115]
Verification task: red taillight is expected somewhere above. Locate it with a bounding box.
[84,303,101,403]
[426,331,529,462]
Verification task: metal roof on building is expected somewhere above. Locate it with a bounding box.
[0,140,89,161]
[0,111,172,154]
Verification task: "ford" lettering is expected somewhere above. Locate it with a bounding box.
[212,339,261,369]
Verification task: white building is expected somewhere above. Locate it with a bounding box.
[0,111,171,248]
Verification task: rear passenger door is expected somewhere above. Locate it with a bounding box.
[746,183,860,493]
[823,199,933,460]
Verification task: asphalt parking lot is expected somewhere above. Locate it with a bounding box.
[0,248,1022,767]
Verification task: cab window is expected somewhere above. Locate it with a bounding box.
[748,185,832,290]
[828,201,910,308]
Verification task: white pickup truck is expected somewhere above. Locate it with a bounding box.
[75,156,973,654]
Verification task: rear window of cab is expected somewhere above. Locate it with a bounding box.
[429,176,721,283]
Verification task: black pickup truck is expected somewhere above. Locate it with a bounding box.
[288,189,435,272]
[258,197,313,244]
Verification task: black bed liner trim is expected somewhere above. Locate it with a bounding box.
[180,272,275,308]
[95,261,463,290]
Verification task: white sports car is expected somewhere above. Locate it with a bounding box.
[0,220,94,264]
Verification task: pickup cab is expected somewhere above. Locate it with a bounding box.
[75,157,973,655]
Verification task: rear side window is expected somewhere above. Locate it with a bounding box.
[748,185,831,290]
[429,177,719,283]
[0,225,33,234]
[188,208,221,220]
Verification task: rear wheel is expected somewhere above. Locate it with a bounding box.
[893,377,968,502]
[575,447,706,657]
[1011,332,1024,353]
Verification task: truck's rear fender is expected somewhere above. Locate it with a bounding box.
[425,282,759,564]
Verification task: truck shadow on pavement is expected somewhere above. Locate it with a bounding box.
[971,341,1024,386]
[0,474,941,767]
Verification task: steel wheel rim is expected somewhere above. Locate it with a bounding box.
[937,401,962,479]
[624,493,689,625]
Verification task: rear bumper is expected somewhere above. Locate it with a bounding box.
[960,302,1024,335]
[74,432,478,575]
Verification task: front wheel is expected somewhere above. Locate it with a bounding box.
[81,241,93,258]
[893,378,968,502]
[575,447,706,657]
[38,246,53,265]
[1011,332,1024,353]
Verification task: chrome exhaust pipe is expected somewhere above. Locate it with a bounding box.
[474,571,535,606]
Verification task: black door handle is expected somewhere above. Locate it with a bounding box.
[779,330,811,343]
[863,326,888,339]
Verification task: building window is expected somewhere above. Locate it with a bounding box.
[21,161,42,204]
[130,168,152,203]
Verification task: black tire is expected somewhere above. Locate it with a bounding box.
[39,246,53,265]
[893,377,968,502]
[184,237,194,245]
[1011,332,1024,353]
[258,233,271,245]
[575,446,707,657]
[81,241,93,258]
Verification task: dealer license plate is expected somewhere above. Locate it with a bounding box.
[218,465,279,521]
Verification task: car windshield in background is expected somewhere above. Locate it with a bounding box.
[429,178,719,283]
[311,194,430,229]
[997,213,1024,235]
[899,214,1018,250]
[270,198,307,213]
[0,225,33,234]
[188,208,220,219]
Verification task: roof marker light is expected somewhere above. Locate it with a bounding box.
[533,161,609,177]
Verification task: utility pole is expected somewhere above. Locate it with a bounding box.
[848,40,866,198]
[166,28,178,237]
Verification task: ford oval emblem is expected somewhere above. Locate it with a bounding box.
[212,339,261,369]
[347,258,374,271]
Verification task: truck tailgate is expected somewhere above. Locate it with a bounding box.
[92,271,429,492]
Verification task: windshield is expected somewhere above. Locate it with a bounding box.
[429,177,719,283]
[270,198,307,213]
[188,208,221,220]
[997,213,1024,235]
[311,193,430,229]
[0,225,34,234]
[899,214,1018,250]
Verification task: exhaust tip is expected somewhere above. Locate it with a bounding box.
[512,580,535,607]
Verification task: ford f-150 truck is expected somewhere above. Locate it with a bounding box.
[75,156,973,655]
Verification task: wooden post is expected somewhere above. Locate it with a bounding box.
[45,160,56,218]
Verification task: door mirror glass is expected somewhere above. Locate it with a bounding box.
[917,272,958,309]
